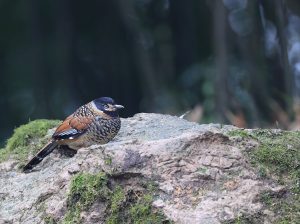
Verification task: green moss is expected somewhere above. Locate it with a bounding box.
[228,128,300,179]
[227,128,300,223]
[233,215,247,224]
[62,172,109,224]
[129,194,167,224]
[104,156,112,165]
[44,215,57,224]
[107,190,167,224]
[259,191,300,224]
[61,172,171,224]
[224,214,263,224]
[226,129,250,138]
[110,186,126,213]
[197,167,208,174]
[106,186,126,224]
[0,119,61,163]
[250,130,300,176]
[252,131,300,223]
[228,129,300,223]
[106,183,170,224]
[63,205,81,224]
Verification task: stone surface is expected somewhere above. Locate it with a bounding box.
[0,113,281,223]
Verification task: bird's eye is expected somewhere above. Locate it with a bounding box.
[103,104,109,109]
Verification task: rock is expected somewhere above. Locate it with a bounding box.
[0,113,295,223]
[0,160,18,172]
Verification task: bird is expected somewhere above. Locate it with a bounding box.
[23,97,124,172]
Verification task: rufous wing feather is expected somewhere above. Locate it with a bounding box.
[52,115,93,140]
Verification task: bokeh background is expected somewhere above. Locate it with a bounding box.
[1,0,300,146]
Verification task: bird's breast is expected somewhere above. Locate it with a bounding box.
[88,116,121,144]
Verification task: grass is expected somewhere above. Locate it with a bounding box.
[227,129,300,223]
[0,119,61,164]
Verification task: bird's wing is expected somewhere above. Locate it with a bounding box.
[52,115,93,140]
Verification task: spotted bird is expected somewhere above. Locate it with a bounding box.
[23,97,124,172]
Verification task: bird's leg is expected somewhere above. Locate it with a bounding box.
[58,145,77,158]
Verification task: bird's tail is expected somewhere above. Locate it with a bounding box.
[23,140,58,172]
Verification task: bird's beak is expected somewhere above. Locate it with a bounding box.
[114,104,124,109]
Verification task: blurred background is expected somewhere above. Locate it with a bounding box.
[1,0,300,146]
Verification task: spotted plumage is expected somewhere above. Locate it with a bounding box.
[23,97,124,172]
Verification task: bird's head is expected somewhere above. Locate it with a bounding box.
[93,97,124,117]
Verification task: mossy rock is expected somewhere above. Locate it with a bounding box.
[63,172,110,224]
[107,185,168,224]
[227,129,300,223]
[61,172,171,224]
[0,119,61,164]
